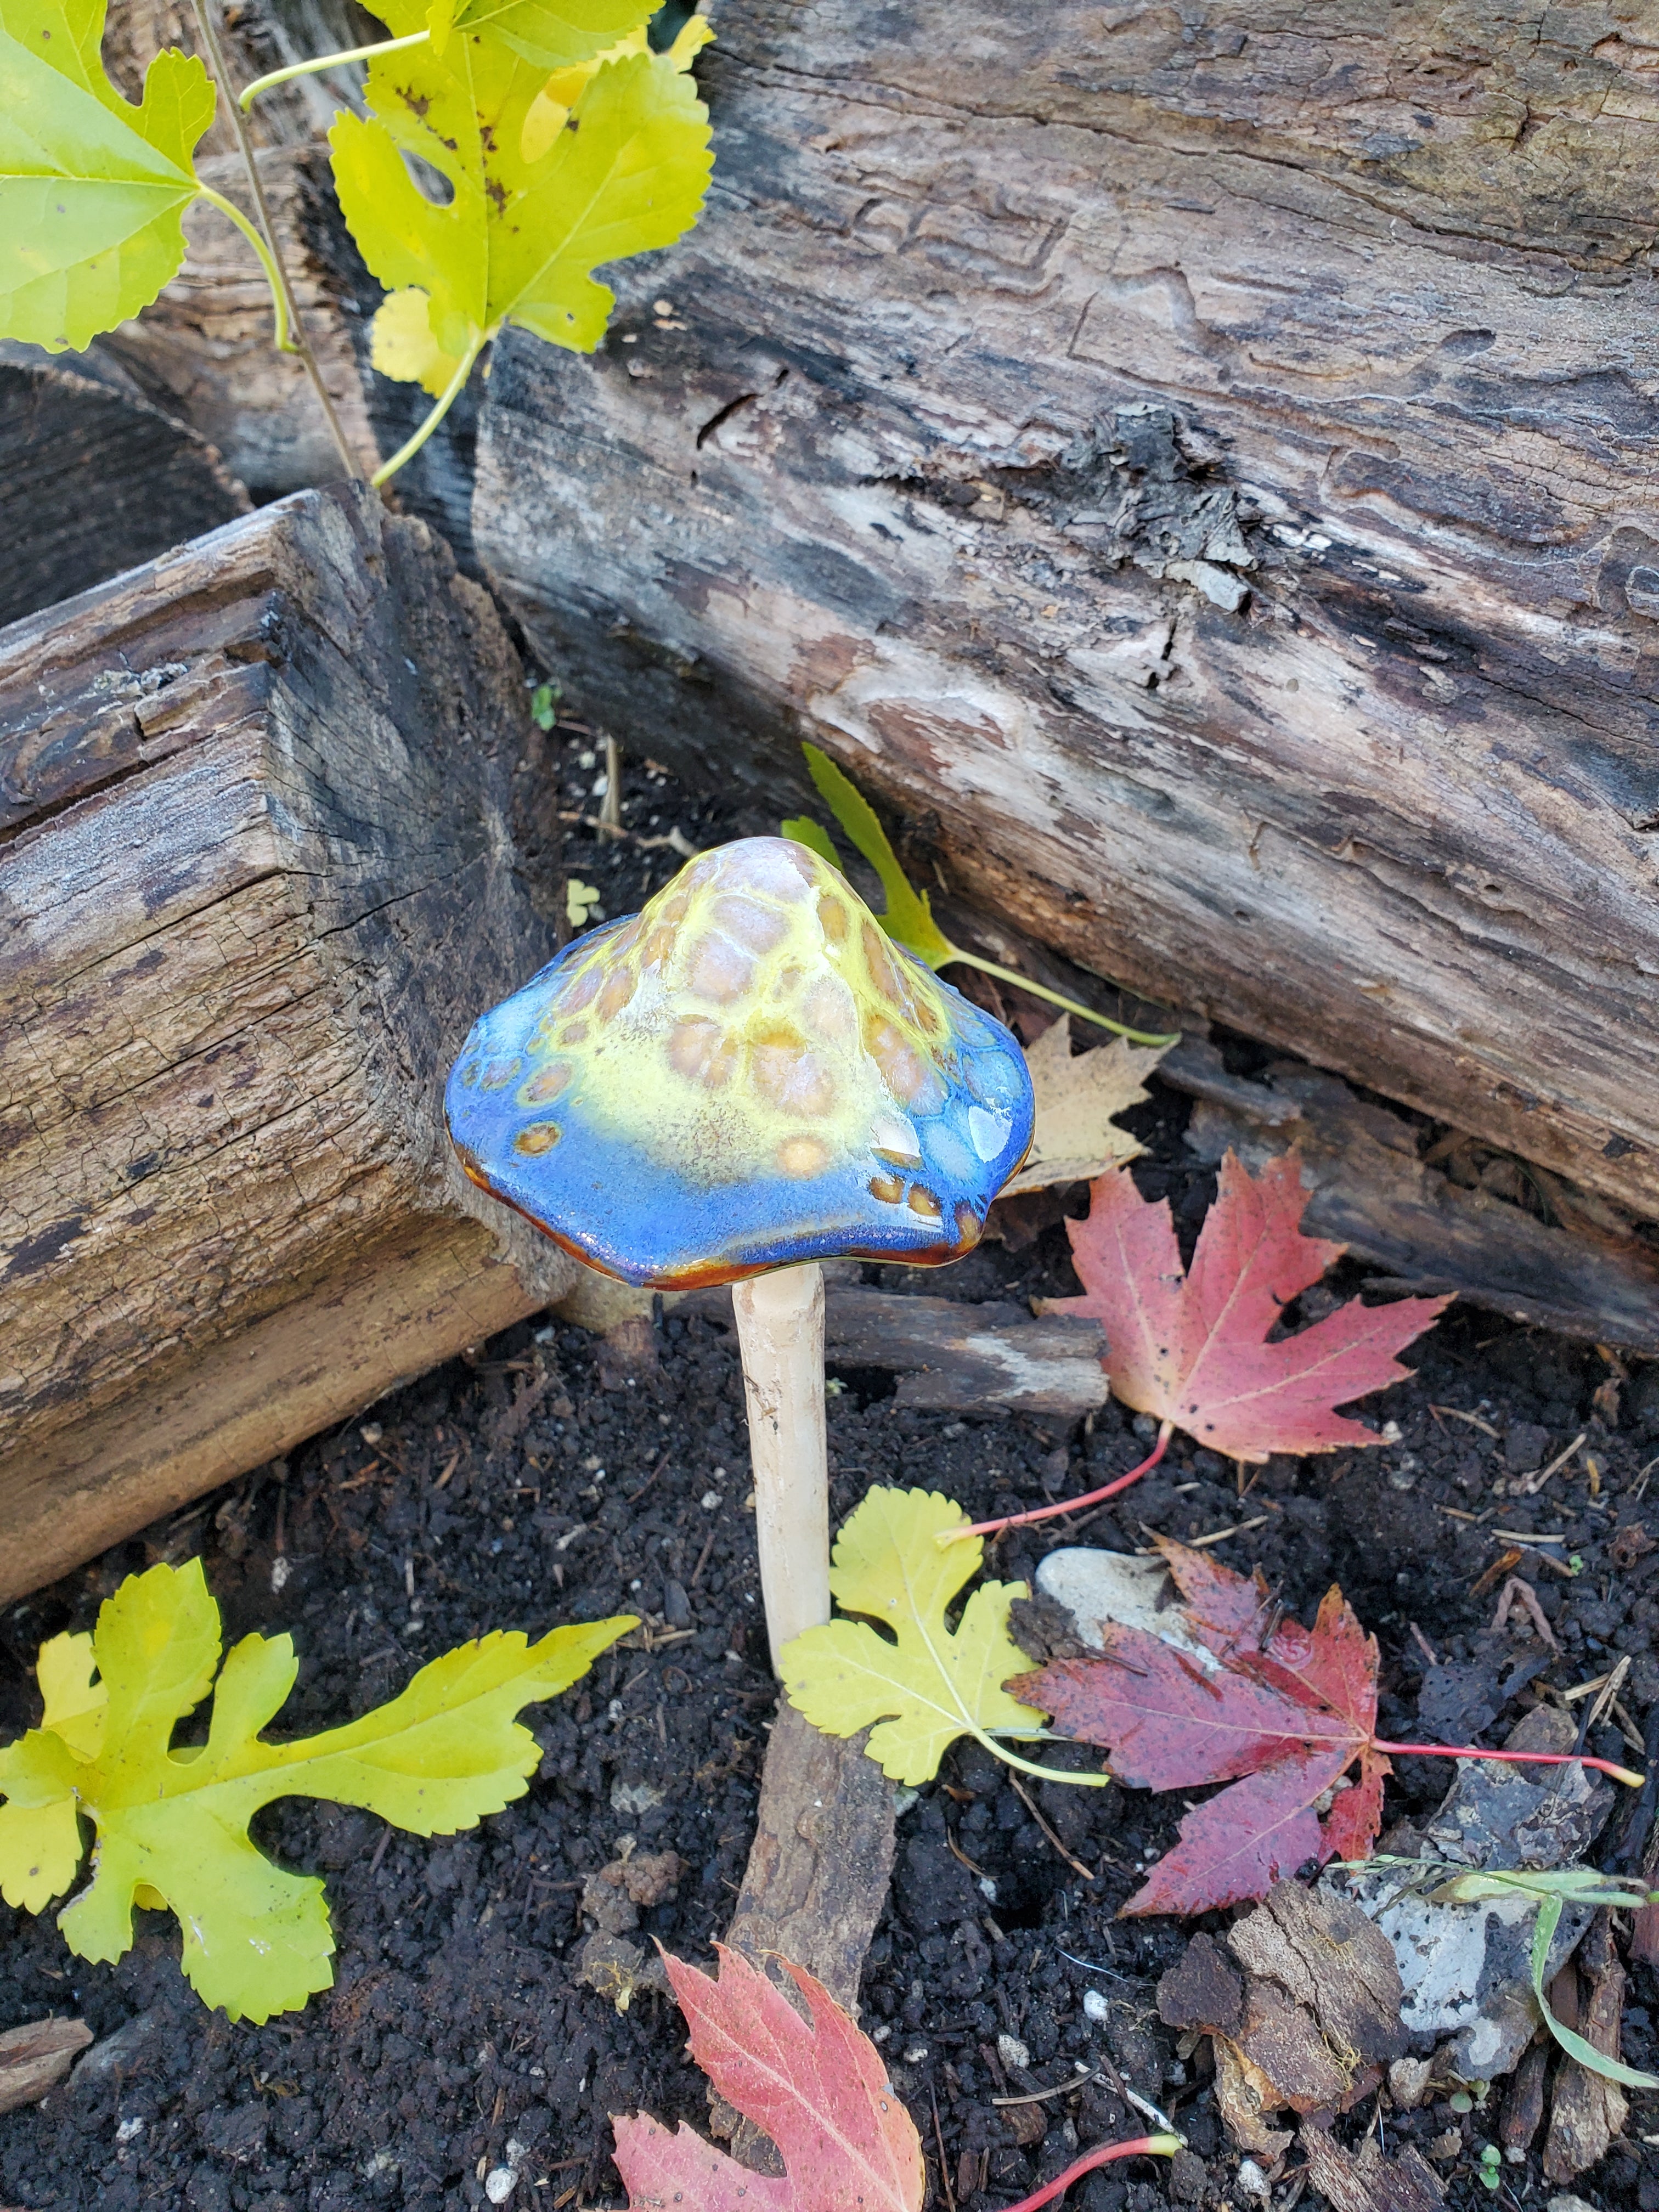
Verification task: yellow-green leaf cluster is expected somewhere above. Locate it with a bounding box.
[0,1559,632,2021]
[781,1487,1063,1788]
[332,0,713,399]
[0,0,216,349]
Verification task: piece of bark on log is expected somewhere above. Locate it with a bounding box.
[1168,1043,1659,1355]
[0,484,575,1605]
[676,1284,1110,1415]
[0,349,248,628]
[472,0,1659,1229]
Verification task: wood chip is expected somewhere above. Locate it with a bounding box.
[0,2018,92,2115]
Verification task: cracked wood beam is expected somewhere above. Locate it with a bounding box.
[473,0,1659,1229]
[0,487,575,1602]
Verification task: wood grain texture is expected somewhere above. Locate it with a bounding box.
[0,353,247,625]
[473,0,1659,1225]
[718,1703,896,2171]
[0,486,574,1601]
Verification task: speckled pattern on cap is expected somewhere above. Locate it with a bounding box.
[445,837,1034,1288]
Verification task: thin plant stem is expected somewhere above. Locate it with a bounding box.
[195,188,291,351]
[599,733,624,842]
[943,1422,1173,1545]
[1000,2136,1183,2212]
[371,336,486,487]
[1373,1740,1644,1788]
[190,0,363,482]
[239,29,430,109]
[946,950,1179,1048]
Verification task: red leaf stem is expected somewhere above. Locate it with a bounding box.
[998,2135,1183,2212]
[945,1423,1173,1544]
[1372,1739,1644,1788]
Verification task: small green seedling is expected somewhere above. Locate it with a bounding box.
[0,1559,631,2021]
[1365,1858,1659,2090]
[1478,2145,1502,2192]
[782,743,1178,1047]
[531,680,562,730]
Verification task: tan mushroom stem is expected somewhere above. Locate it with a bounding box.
[731,1261,831,1674]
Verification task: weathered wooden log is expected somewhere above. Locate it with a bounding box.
[1167,1043,1659,1354]
[0,486,575,1604]
[679,1284,1112,1415]
[473,0,1659,1230]
[0,348,247,627]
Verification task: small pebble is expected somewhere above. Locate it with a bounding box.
[484,2168,517,2205]
[1234,2159,1271,2202]
[997,2032,1031,2072]
[1083,1989,1111,2024]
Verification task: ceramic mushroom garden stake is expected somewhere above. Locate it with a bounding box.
[444,836,1035,1674]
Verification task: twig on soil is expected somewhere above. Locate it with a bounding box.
[994,2063,1103,2108]
[1007,1773,1096,1881]
[559,811,701,857]
[947,1831,989,1880]
[1409,1622,1440,1668]
[368,1824,393,1876]
[1430,1403,1501,1436]
[1520,1431,1587,1494]
[624,1452,669,1504]
[1163,1515,1268,1550]
[932,2089,957,2212]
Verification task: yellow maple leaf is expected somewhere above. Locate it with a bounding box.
[781,1488,1099,1790]
[1002,1015,1170,1195]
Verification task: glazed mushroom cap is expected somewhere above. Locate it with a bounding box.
[445,836,1034,1288]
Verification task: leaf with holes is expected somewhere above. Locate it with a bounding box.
[0,0,217,349]
[0,1559,632,2019]
[613,1944,924,2212]
[331,1,712,397]
[1011,1535,1389,1914]
[1040,1150,1449,1463]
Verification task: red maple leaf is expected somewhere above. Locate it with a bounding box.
[1009,1535,1391,1915]
[612,1944,924,2212]
[1044,1152,1450,1463]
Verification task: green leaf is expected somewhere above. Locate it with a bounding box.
[332,19,712,384]
[789,744,1182,1049]
[800,743,956,969]
[0,0,216,349]
[781,1487,1075,1790]
[430,0,657,70]
[780,815,843,872]
[0,1558,633,2021]
[1531,1892,1659,2090]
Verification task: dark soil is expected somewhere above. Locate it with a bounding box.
[3,736,1658,2212]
